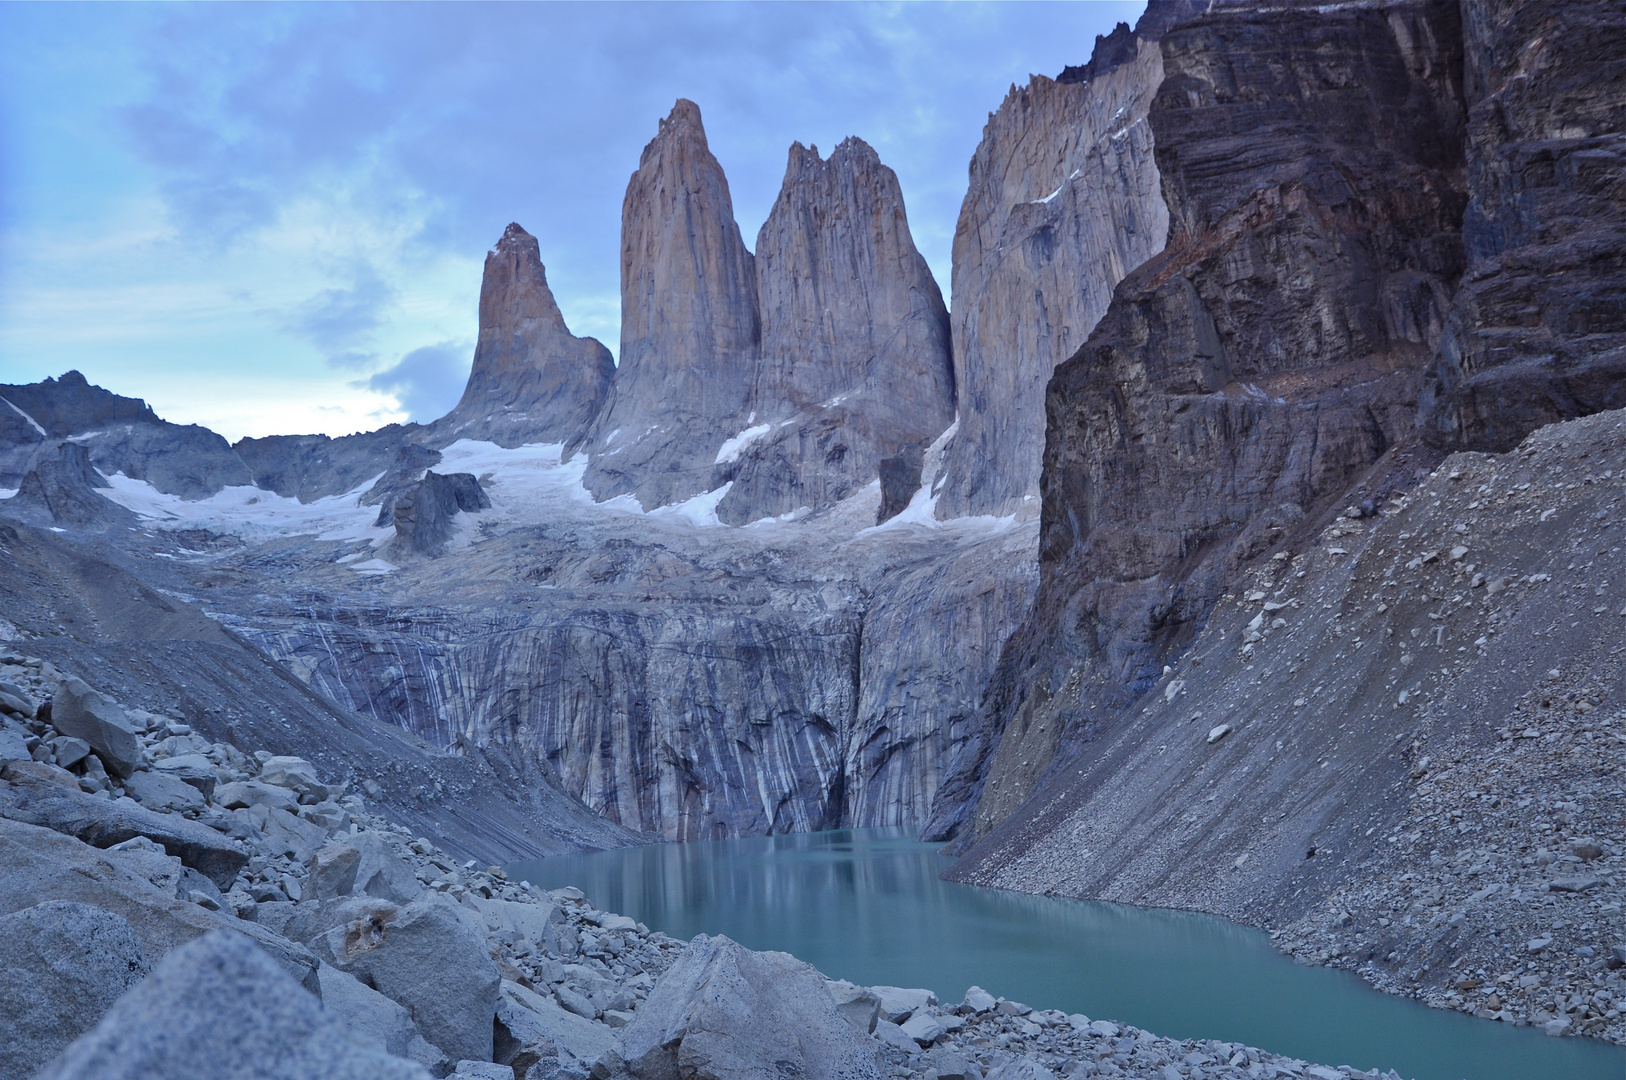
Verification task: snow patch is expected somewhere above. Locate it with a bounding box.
[0,488,17,501]
[349,558,398,576]
[714,424,772,465]
[0,396,47,438]
[98,473,388,543]
[648,482,734,528]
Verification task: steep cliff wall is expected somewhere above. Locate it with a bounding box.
[928,0,1470,844]
[577,100,761,510]
[1418,0,1626,449]
[933,30,1169,520]
[435,223,616,449]
[716,138,955,526]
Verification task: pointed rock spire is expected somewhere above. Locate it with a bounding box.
[578,99,761,509]
[436,222,614,448]
[714,136,954,524]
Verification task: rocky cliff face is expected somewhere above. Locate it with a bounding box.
[577,100,761,510]
[715,138,955,526]
[933,29,1169,520]
[0,371,251,498]
[927,0,1470,843]
[436,224,616,449]
[1418,0,1626,450]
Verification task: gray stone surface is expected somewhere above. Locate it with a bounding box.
[434,222,615,450]
[494,979,617,1076]
[35,930,430,1080]
[312,894,503,1064]
[386,470,491,556]
[716,137,954,525]
[613,934,883,1080]
[0,901,150,1079]
[827,979,881,1034]
[934,31,1167,519]
[317,959,445,1066]
[124,768,207,813]
[49,676,141,778]
[0,771,249,886]
[578,99,760,511]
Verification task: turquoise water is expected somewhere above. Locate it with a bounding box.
[509,828,1625,1080]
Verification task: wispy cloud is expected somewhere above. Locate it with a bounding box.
[274,262,397,369]
[365,341,471,424]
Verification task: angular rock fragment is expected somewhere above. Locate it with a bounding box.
[311,894,503,1064]
[49,677,141,778]
[610,934,882,1080]
[35,930,430,1080]
[0,901,150,1078]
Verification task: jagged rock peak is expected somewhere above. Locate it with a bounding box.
[712,130,953,524]
[435,222,614,450]
[577,98,760,509]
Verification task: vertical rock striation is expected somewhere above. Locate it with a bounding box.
[1418,0,1626,450]
[934,26,1169,519]
[927,0,1470,844]
[578,100,761,510]
[716,138,955,525]
[435,223,615,449]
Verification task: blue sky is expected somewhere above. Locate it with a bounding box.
[0,1,1142,440]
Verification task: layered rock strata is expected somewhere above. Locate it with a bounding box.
[1418,0,1626,450]
[928,0,1470,842]
[716,138,955,525]
[933,26,1169,519]
[436,223,616,449]
[576,99,762,510]
[948,407,1626,1044]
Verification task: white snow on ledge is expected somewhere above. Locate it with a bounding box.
[714,424,772,465]
[99,473,389,543]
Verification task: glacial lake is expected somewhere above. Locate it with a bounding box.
[509,828,1625,1080]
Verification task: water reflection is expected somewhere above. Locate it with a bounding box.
[509,828,1624,1080]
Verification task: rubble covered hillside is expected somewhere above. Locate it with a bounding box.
[1,657,1397,1080]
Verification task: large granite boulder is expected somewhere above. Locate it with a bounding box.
[577,99,761,510]
[0,768,250,886]
[0,817,316,990]
[36,930,430,1080]
[49,676,141,779]
[608,934,883,1080]
[433,223,616,449]
[310,894,503,1064]
[0,901,150,1078]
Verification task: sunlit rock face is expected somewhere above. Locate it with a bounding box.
[437,223,615,450]
[933,26,1169,521]
[576,99,762,512]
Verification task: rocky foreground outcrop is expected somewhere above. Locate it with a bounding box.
[0,657,1406,1080]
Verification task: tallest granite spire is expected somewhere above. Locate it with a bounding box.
[577,99,761,509]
